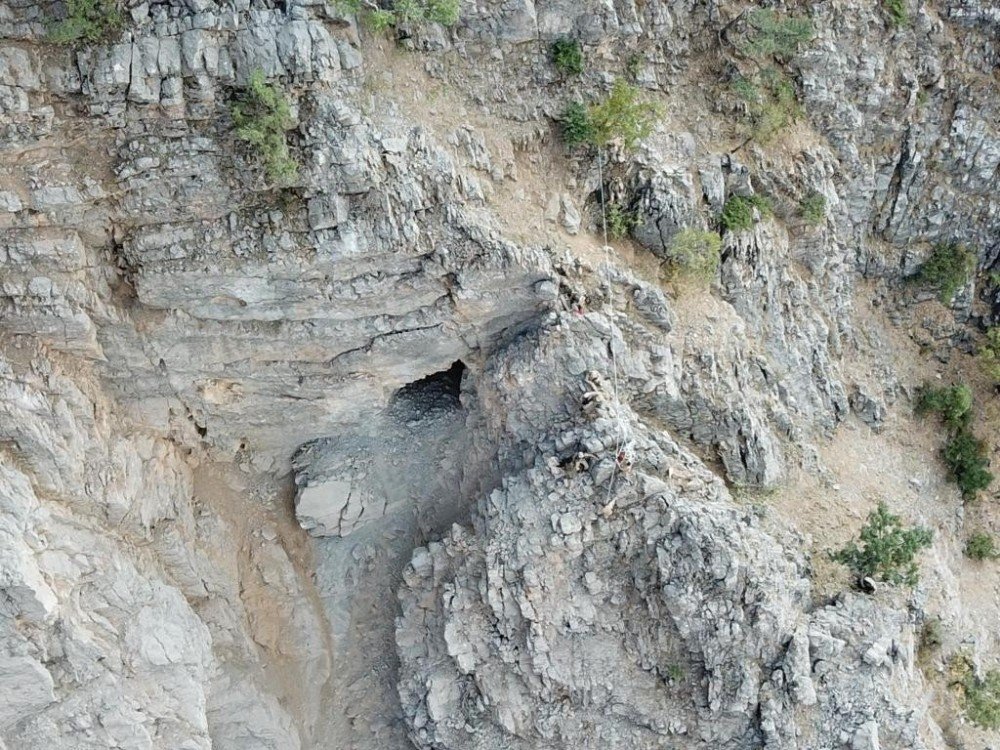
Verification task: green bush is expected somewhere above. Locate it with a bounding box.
[589,79,661,150]
[605,202,637,239]
[732,67,801,143]
[551,37,584,76]
[831,502,933,587]
[943,431,993,500]
[799,192,827,225]
[740,8,814,61]
[560,102,596,147]
[720,194,772,232]
[916,382,993,500]
[231,71,299,183]
[959,663,1000,729]
[915,242,976,304]
[915,384,973,430]
[966,532,997,561]
[334,0,460,29]
[882,0,908,26]
[668,229,722,280]
[559,80,661,151]
[48,0,123,45]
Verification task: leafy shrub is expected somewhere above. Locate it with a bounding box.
[916,382,993,500]
[915,384,972,430]
[954,659,1000,730]
[831,502,933,587]
[915,242,976,304]
[231,71,299,183]
[560,102,596,147]
[48,0,123,45]
[740,8,814,61]
[882,0,908,26]
[334,0,460,29]
[978,327,1000,383]
[943,431,993,500]
[732,67,801,143]
[720,194,772,232]
[605,202,637,239]
[966,532,997,561]
[551,37,584,76]
[668,229,722,280]
[589,79,661,150]
[799,192,827,225]
[560,80,660,151]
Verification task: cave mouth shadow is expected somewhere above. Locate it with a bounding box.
[387,360,467,420]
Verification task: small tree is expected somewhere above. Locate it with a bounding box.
[560,102,596,147]
[943,431,993,499]
[915,384,973,430]
[588,79,661,150]
[231,71,299,183]
[952,656,1000,730]
[831,502,932,587]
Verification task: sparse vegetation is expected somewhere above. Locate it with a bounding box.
[560,101,597,147]
[720,194,772,232]
[882,0,908,26]
[952,656,1000,730]
[740,8,814,61]
[916,383,993,500]
[831,502,933,587]
[333,0,460,30]
[559,80,661,151]
[48,0,123,45]
[918,618,942,660]
[231,71,299,184]
[914,242,977,304]
[799,192,827,225]
[551,37,584,76]
[668,229,722,280]
[732,67,801,143]
[966,531,998,561]
[605,202,637,239]
[916,384,973,430]
[978,327,1000,383]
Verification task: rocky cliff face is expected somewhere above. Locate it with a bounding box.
[1,1,998,749]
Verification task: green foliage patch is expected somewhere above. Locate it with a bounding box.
[799,191,827,225]
[953,657,1000,730]
[914,242,976,304]
[231,70,299,184]
[48,0,123,45]
[668,229,722,280]
[831,502,933,587]
[966,531,998,561]
[740,8,814,61]
[334,0,460,30]
[916,383,993,500]
[605,202,637,239]
[551,37,584,76]
[882,0,908,26]
[559,80,661,151]
[978,327,1000,383]
[732,67,801,143]
[720,194,772,232]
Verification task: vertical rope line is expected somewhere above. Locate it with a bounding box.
[597,147,627,509]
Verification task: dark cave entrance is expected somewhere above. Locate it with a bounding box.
[389,360,467,418]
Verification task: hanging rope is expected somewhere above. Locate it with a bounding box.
[596,146,628,514]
